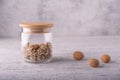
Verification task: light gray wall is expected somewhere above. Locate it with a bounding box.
[0,0,120,38]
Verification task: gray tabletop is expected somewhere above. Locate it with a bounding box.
[0,36,120,80]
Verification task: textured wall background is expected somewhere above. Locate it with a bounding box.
[0,0,120,38]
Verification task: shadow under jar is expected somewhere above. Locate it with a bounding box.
[20,22,53,63]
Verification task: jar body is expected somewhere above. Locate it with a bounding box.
[21,32,52,63]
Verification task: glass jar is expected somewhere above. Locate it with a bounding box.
[20,22,53,63]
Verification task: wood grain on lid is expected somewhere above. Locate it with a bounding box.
[20,22,53,28]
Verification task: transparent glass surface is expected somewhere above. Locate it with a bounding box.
[21,32,52,63]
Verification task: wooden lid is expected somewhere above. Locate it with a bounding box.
[19,22,53,28]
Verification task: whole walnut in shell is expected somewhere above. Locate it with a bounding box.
[73,51,84,60]
[101,54,111,63]
[88,59,99,68]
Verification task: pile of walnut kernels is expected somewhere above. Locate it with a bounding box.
[23,42,52,62]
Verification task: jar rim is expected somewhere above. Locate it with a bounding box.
[19,22,53,29]
[22,28,51,33]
